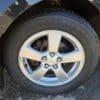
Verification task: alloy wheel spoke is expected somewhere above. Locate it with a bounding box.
[48,31,62,52]
[62,50,83,63]
[20,46,43,61]
[54,64,69,81]
[31,64,48,80]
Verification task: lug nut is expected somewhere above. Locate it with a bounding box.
[44,64,49,69]
[42,56,47,61]
[50,52,55,57]
[57,57,62,62]
[53,65,58,69]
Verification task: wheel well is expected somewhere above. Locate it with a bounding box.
[1,0,100,41]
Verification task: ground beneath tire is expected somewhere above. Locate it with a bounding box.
[0,63,100,100]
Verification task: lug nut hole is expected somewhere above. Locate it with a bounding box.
[44,64,49,68]
[42,56,47,61]
[50,52,55,57]
[53,65,58,69]
[57,57,62,62]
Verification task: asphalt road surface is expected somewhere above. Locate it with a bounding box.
[0,63,100,100]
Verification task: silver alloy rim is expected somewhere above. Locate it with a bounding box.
[18,30,85,87]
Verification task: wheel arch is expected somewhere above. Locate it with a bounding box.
[0,0,100,54]
[1,0,100,39]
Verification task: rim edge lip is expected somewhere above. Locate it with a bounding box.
[18,30,85,87]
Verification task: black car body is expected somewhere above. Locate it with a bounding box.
[0,0,100,36]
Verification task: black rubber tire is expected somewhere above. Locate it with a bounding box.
[3,10,99,94]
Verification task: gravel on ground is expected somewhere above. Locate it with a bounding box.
[0,63,100,100]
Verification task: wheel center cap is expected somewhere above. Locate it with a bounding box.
[42,53,62,65]
[47,57,57,64]
[43,53,58,65]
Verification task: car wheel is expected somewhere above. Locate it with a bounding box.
[3,10,99,94]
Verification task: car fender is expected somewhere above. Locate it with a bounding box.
[0,0,100,37]
[0,0,42,37]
